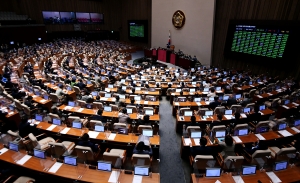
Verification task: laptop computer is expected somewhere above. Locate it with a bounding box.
[190,88,196,93]
[105,93,112,98]
[43,94,49,100]
[205,168,221,177]
[176,89,181,93]
[235,94,241,100]
[203,88,209,92]
[294,119,300,127]
[67,86,72,91]
[242,165,256,175]
[145,110,154,116]
[134,166,149,176]
[194,98,201,102]
[222,95,229,101]
[33,148,46,159]
[237,128,248,136]
[142,129,153,137]
[97,161,112,171]
[259,105,266,110]
[208,97,214,102]
[122,86,127,90]
[35,114,43,122]
[203,110,213,119]
[225,110,232,115]
[184,111,193,117]
[119,94,125,99]
[215,130,226,141]
[91,91,98,96]
[278,123,287,130]
[64,156,77,166]
[52,118,61,126]
[243,108,250,113]
[134,96,141,101]
[86,103,93,109]
[95,125,104,132]
[216,87,221,91]
[118,128,128,135]
[68,101,76,107]
[190,130,201,138]
[104,106,112,112]
[126,108,133,114]
[274,161,288,171]
[72,121,82,129]
[8,141,19,152]
[259,126,269,133]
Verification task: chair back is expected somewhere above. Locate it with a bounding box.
[90,120,103,130]
[230,105,242,113]
[74,145,95,163]
[132,154,151,167]
[93,102,103,110]
[179,107,191,116]
[49,93,60,103]
[186,126,201,135]
[193,155,216,170]
[114,123,127,129]
[138,125,152,134]
[49,142,67,159]
[223,156,244,170]
[77,100,86,107]
[73,86,81,95]
[21,104,31,116]
[214,106,225,115]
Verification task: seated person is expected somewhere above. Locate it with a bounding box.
[91,109,107,123]
[217,135,236,158]
[227,94,238,106]
[210,114,223,130]
[118,108,130,124]
[55,85,66,99]
[75,79,86,90]
[19,116,37,138]
[24,96,37,110]
[81,89,92,102]
[243,140,267,155]
[186,115,201,129]
[78,133,99,152]
[209,96,221,109]
[207,88,216,97]
[189,137,213,157]
[138,114,150,126]
[133,141,152,156]
[247,105,261,124]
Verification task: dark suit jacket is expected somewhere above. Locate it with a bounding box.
[190,146,212,157]
[91,115,107,123]
[76,82,86,90]
[209,101,221,109]
[78,140,98,152]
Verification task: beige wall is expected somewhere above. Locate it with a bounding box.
[152,0,215,66]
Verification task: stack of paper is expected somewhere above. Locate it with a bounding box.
[108,171,120,183]
[255,134,266,140]
[232,175,245,183]
[193,138,200,145]
[16,155,32,165]
[88,131,100,139]
[108,133,116,140]
[46,125,57,131]
[278,130,293,137]
[184,138,192,145]
[266,172,282,183]
[60,127,70,134]
[232,136,242,143]
[144,101,148,104]
[48,162,63,173]
[77,108,84,112]
[291,127,300,133]
[282,105,290,109]
[0,148,9,155]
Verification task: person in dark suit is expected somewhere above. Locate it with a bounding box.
[24,96,37,110]
[186,115,201,129]
[138,115,150,126]
[91,109,107,123]
[240,93,251,107]
[19,116,37,138]
[78,133,99,152]
[226,94,237,106]
[190,137,212,157]
[247,105,261,124]
[209,96,221,109]
[75,79,86,90]
[133,141,152,155]
[243,140,267,155]
[64,74,71,84]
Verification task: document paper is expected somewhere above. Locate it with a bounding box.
[255,134,266,140]
[266,172,282,183]
[48,162,63,173]
[16,155,32,165]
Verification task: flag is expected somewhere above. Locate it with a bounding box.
[167,30,171,47]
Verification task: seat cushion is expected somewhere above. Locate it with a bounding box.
[37,137,55,150]
[14,176,35,183]
[110,149,125,156]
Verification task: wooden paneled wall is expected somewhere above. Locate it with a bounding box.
[212,0,300,80]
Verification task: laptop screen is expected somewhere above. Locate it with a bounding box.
[52,118,61,126]
[190,88,195,92]
[126,108,133,114]
[203,88,209,92]
[119,94,125,99]
[216,87,221,91]
[134,166,149,176]
[235,94,241,99]
[91,91,98,96]
[294,120,300,126]
[72,121,82,129]
[108,84,113,89]
[191,131,201,138]
[242,166,256,175]
[274,161,288,171]
[259,105,265,110]
[243,108,250,113]
[238,129,248,136]
[278,123,286,130]
[135,87,141,91]
[205,168,221,177]
[142,129,153,137]
[223,95,229,101]
[33,149,46,159]
[104,106,112,112]
[86,103,93,109]
[284,100,290,105]
[43,94,49,100]
[145,110,154,116]
[122,86,127,90]
[225,110,232,115]
[205,111,213,116]
[176,89,181,93]
[215,131,226,138]
[118,128,128,135]
[8,142,19,152]
[68,101,76,107]
[35,114,43,121]
[64,156,77,166]
[97,161,112,171]
[209,97,214,102]
[134,96,141,101]
[105,93,112,98]
[1,77,7,83]
[95,125,104,132]
[184,111,193,116]
[194,98,201,102]
[260,126,269,133]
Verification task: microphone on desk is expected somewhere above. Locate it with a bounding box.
[257,180,262,183]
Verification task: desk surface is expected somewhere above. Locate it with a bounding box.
[0,145,160,183]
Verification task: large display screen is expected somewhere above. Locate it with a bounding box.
[42,11,103,24]
[130,23,144,37]
[128,20,148,42]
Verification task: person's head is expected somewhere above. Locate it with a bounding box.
[96,96,100,100]
[144,115,150,123]
[217,114,222,121]
[97,109,103,116]
[210,88,215,93]
[27,96,33,101]
[235,112,240,120]
[254,105,259,113]
[214,96,219,102]
[200,137,207,146]
[244,93,250,98]
[224,135,233,146]
[191,115,196,124]
[81,133,89,141]
[130,98,135,104]
[136,141,145,151]
[122,108,127,114]
[66,74,69,79]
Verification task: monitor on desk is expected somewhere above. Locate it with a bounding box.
[68,101,76,107]
[126,108,133,114]
[194,98,201,102]
[205,168,221,177]
[43,94,49,100]
[86,103,93,109]
[142,129,153,137]
[97,161,112,172]
[64,156,77,166]
[9,105,14,111]
[104,106,112,112]
[203,88,209,92]
[235,94,241,99]
[284,99,290,105]
[184,111,193,117]
[35,114,43,122]
[223,95,229,101]
[243,108,250,113]
[192,82,196,85]
[118,128,128,135]
[52,118,61,126]
[34,90,41,96]
[119,94,125,99]
[145,110,154,116]
[95,125,104,132]
[66,86,72,91]
[259,105,266,110]
[278,123,287,130]
[274,161,288,171]
[242,165,256,175]
[176,89,181,93]
[216,87,221,91]
[120,79,125,83]
[205,111,213,116]
[72,121,82,129]
[105,93,112,98]
[33,149,46,159]
[223,78,227,82]
[134,166,149,176]
[190,130,201,138]
[259,126,269,133]
[225,110,232,115]
[190,88,195,93]
[134,96,141,101]
[1,77,7,83]
[8,141,19,152]
[108,84,113,89]
[294,119,300,127]
[122,86,127,90]
[237,128,248,136]
[91,91,98,96]
[215,130,226,138]
[208,97,214,102]
[249,81,253,85]
[135,87,141,91]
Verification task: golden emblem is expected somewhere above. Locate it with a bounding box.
[172,10,185,29]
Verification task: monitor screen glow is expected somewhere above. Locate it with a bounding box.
[278,123,286,130]
[205,168,221,177]
[215,131,226,138]
[52,118,61,125]
[105,93,112,98]
[205,111,213,116]
[134,166,149,176]
[142,129,153,137]
[68,101,76,107]
[274,161,288,171]
[9,142,18,152]
[104,106,112,112]
[34,149,46,159]
[225,110,232,115]
[184,111,193,116]
[95,125,104,132]
[259,105,266,110]
[294,120,300,126]
[134,96,141,101]
[64,156,77,166]
[238,129,248,136]
[35,114,43,121]
[145,110,153,116]
[126,108,133,114]
[242,166,256,175]
[97,161,112,171]
[223,95,229,100]
[72,121,82,129]
[243,108,250,113]
[191,131,201,138]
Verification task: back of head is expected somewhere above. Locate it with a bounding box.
[122,108,127,114]
[81,133,89,141]
[217,114,222,121]
[200,137,207,146]
[191,115,196,123]
[97,109,103,116]
[136,141,145,151]
[144,115,150,123]
[235,112,241,120]
[224,135,233,146]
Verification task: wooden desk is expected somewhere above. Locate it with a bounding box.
[0,145,160,183]
[124,99,159,107]
[45,83,76,100]
[125,90,160,96]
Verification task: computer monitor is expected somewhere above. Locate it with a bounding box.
[134,166,149,176]
[215,131,226,138]
[190,88,195,92]
[35,114,43,121]
[223,95,229,101]
[104,106,112,112]
[203,88,209,92]
[259,105,266,110]
[118,128,128,135]
[33,149,46,159]
[86,103,93,109]
[68,101,76,107]
[274,161,288,171]
[238,129,248,136]
[107,84,113,89]
[95,125,104,132]
[122,86,127,90]
[225,110,232,115]
[142,129,153,137]
[1,77,7,83]
[249,81,253,85]
[9,105,14,111]
[87,80,92,85]
[205,111,213,116]
[194,98,201,102]
[67,86,72,91]
[259,126,269,133]
[216,87,221,91]
[278,123,287,130]
[184,111,193,116]
[205,168,221,177]
[135,87,141,91]
[134,96,141,101]
[209,97,214,102]
[242,165,256,175]
[126,108,133,114]
[34,90,41,96]
[235,94,241,99]
[8,141,19,152]
[191,130,202,138]
[243,108,250,113]
[145,110,154,116]
[105,93,112,98]
[175,89,181,93]
[294,120,300,127]
[284,100,290,105]
[43,94,49,100]
[91,91,98,96]
[223,78,227,82]
[72,121,82,129]
[64,156,77,166]
[52,118,61,126]
[192,82,196,85]
[119,94,125,99]
[97,161,112,171]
